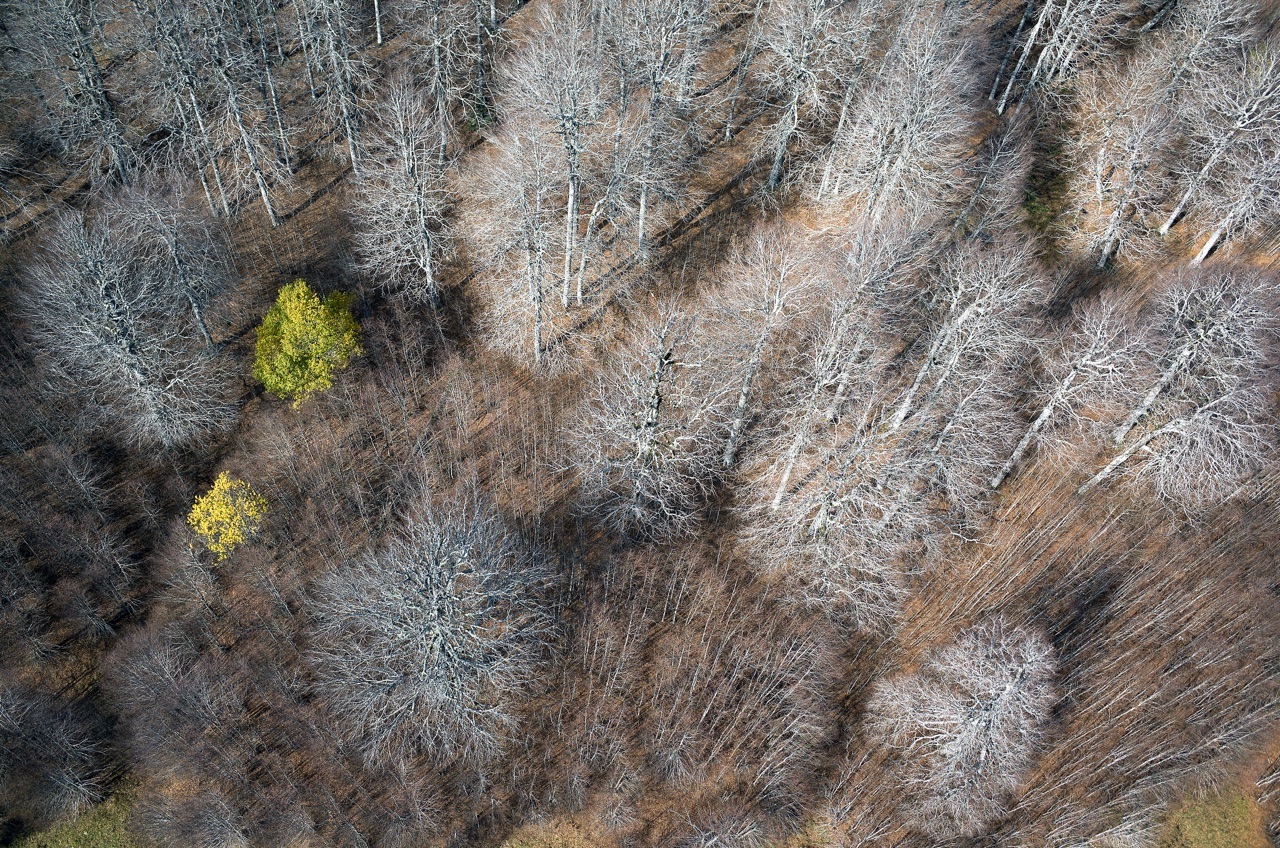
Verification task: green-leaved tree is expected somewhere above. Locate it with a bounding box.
[253,280,362,406]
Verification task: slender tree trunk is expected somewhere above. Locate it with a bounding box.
[992,366,1079,488]
[562,170,578,307]
[1160,141,1229,235]
[998,0,1052,114]
[817,85,854,200]
[373,0,383,44]
[225,76,279,226]
[1190,214,1231,265]
[575,198,606,305]
[991,0,1034,101]
[887,303,980,432]
[1079,418,1169,494]
[1112,333,1201,445]
[723,332,769,469]
[767,97,799,191]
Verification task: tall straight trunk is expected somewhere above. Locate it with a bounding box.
[530,255,545,365]
[817,86,854,200]
[575,197,606,305]
[562,170,578,307]
[1079,416,1170,494]
[188,91,231,215]
[991,366,1079,488]
[887,302,981,432]
[637,344,674,461]
[991,0,1034,101]
[1190,212,1233,265]
[1112,332,1201,445]
[1161,142,1230,234]
[767,98,799,191]
[186,291,214,348]
[249,11,291,171]
[723,332,769,469]
[1096,184,1134,268]
[373,0,383,44]
[224,75,279,226]
[771,301,860,509]
[998,0,1053,114]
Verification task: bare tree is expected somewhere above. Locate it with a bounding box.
[1187,128,1280,264]
[1080,267,1274,508]
[21,208,237,449]
[1069,53,1175,268]
[310,501,555,765]
[992,0,1131,115]
[296,0,369,176]
[0,684,104,826]
[463,128,563,366]
[867,618,1057,839]
[107,171,234,348]
[755,0,847,192]
[576,309,723,540]
[354,72,453,305]
[497,0,604,307]
[815,7,976,231]
[124,0,231,217]
[9,0,133,181]
[992,291,1138,489]
[761,214,924,512]
[703,222,819,470]
[603,0,709,252]
[1159,41,1280,237]
[950,115,1034,241]
[884,240,1044,435]
[204,11,292,227]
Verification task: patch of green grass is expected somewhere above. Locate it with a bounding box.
[1162,790,1265,848]
[12,793,136,848]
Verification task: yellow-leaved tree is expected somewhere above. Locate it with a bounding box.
[253,279,362,406]
[188,472,268,561]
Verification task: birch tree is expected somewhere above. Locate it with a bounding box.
[884,241,1044,435]
[107,173,233,349]
[1159,42,1280,237]
[354,73,453,305]
[463,129,563,366]
[756,0,845,192]
[704,222,818,470]
[206,18,290,226]
[296,0,368,175]
[1069,56,1175,268]
[867,618,1057,839]
[497,0,604,307]
[310,502,555,765]
[605,0,710,252]
[125,0,231,217]
[393,0,484,149]
[991,292,1138,489]
[992,0,1131,115]
[1187,129,1280,265]
[816,8,975,230]
[1080,267,1274,508]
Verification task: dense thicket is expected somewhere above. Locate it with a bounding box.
[2,0,1280,846]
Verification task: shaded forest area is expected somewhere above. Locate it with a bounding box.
[3,0,1280,846]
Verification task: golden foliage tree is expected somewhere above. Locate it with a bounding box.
[253,279,362,406]
[188,472,268,561]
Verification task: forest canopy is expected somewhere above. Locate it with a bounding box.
[1,0,1279,847]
